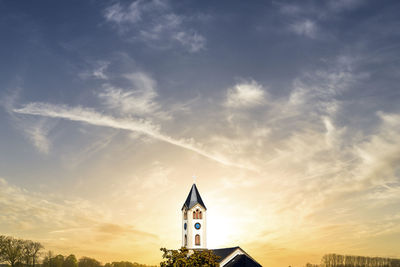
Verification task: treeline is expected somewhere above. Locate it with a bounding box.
[0,236,43,267]
[0,236,155,267]
[42,253,153,267]
[305,253,400,267]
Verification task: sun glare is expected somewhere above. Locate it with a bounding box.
[207,210,236,248]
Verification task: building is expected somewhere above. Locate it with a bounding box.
[181,183,262,267]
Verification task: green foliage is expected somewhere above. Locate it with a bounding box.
[159,247,220,267]
[1,235,154,267]
[78,257,101,267]
[52,255,65,267]
[63,255,78,267]
[106,261,152,267]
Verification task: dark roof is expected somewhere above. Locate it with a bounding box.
[182,183,207,210]
[210,247,239,262]
[224,254,263,267]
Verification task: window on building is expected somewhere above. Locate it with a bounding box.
[193,211,196,219]
[196,209,199,219]
[195,234,200,246]
[184,235,187,246]
[184,211,187,220]
[199,211,202,219]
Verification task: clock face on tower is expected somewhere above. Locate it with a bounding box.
[194,223,201,230]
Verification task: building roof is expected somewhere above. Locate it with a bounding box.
[182,183,207,210]
[224,254,262,267]
[210,247,262,267]
[210,247,240,262]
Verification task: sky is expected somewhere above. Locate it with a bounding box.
[1,0,400,266]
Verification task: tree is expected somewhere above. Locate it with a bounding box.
[23,241,34,267]
[63,255,78,267]
[52,255,65,267]
[160,247,220,267]
[0,237,24,267]
[22,240,42,267]
[42,251,54,267]
[0,236,5,262]
[78,257,101,267]
[30,242,43,267]
[104,261,155,267]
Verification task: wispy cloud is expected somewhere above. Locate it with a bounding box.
[103,0,206,52]
[202,56,400,252]
[79,61,110,80]
[225,80,266,108]
[24,119,52,154]
[173,31,206,53]
[13,102,253,170]
[1,90,53,154]
[0,177,157,255]
[104,1,143,25]
[96,223,157,239]
[140,161,173,189]
[290,19,317,38]
[98,72,160,116]
[0,177,102,233]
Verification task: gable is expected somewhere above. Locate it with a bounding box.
[211,247,262,267]
[224,254,262,267]
[210,247,240,262]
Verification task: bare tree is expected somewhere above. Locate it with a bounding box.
[23,241,34,267]
[43,251,54,267]
[320,253,397,267]
[0,236,24,267]
[22,241,43,267]
[31,242,43,267]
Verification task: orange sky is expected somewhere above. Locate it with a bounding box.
[1,1,400,266]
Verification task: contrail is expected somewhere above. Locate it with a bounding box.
[14,102,256,171]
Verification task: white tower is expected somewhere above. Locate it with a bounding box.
[181,183,207,249]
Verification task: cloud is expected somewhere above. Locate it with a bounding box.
[0,177,101,233]
[1,90,53,154]
[13,102,253,170]
[92,61,110,80]
[0,177,157,254]
[225,80,266,108]
[79,61,110,80]
[96,223,157,239]
[23,119,52,154]
[98,72,159,116]
[202,56,400,253]
[140,162,173,189]
[173,31,206,53]
[290,19,317,38]
[103,0,206,52]
[328,0,364,11]
[104,1,143,24]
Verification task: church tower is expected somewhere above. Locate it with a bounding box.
[181,183,207,249]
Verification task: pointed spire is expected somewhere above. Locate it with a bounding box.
[182,183,207,210]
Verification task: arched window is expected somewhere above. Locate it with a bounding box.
[196,209,199,219]
[199,211,202,219]
[195,234,200,246]
[193,211,196,219]
[184,211,187,220]
[184,235,187,246]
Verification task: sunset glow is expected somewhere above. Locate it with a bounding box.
[1,1,400,267]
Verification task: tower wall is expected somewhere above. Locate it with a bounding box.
[182,204,206,249]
